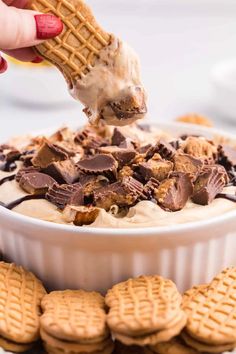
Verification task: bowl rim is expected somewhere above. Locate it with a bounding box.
[1,121,236,236]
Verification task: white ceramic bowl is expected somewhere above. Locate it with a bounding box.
[0,123,236,293]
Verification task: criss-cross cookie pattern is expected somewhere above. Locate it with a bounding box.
[30,0,110,82]
[41,290,108,342]
[183,268,236,345]
[0,262,46,344]
[105,275,183,335]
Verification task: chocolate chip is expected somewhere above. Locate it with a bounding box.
[46,183,84,210]
[32,141,68,168]
[76,154,118,178]
[139,159,173,182]
[173,153,203,180]
[19,172,56,195]
[16,166,41,182]
[155,173,193,211]
[192,165,228,205]
[98,146,136,167]
[146,140,176,160]
[43,160,80,184]
[94,177,143,210]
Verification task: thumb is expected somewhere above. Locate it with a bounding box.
[0,1,63,50]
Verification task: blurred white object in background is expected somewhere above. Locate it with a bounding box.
[211,59,236,121]
[3,59,75,108]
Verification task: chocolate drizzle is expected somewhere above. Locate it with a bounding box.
[0,174,16,186]
[2,194,45,210]
[216,193,236,203]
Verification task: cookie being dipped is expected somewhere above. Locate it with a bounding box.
[28,0,147,126]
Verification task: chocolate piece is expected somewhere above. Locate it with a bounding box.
[139,159,173,182]
[218,144,236,168]
[46,183,84,210]
[183,137,217,162]
[16,166,41,182]
[32,141,68,168]
[75,128,108,151]
[0,147,21,172]
[173,153,203,180]
[155,173,193,211]
[76,154,118,178]
[94,177,143,211]
[146,140,176,160]
[19,172,56,195]
[79,174,110,197]
[20,149,35,167]
[111,128,137,148]
[192,165,228,205]
[98,146,136,167]
[142,177,160,200]
[43,160,80,184]
[63,205,100,226]
[111,128,128,146]
[138,144,152,154]
[107,87,147,121]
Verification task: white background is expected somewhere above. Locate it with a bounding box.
[1,0,236,141]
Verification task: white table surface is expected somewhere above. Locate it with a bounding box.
[1,0,236,141]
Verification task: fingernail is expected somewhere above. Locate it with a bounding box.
[0,56,8,74]
[31,56,43,63]
[34,14,63,40]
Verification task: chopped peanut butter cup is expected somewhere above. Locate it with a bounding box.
[98,146,136,167]
[16,166,41,182]
[192,165,228,205]
[46,183,84,210]
[63,205,100,226]
[155,173,193,211]
[19,172,56,195]
[146,140,176,161]
[94,176,143,210]
[76,154,118,178]
[139,159,173,182]
[43,160,80,184]
[174,153,203,180]
[32,141,68,169]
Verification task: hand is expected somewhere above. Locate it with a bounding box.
[0,0,63,73]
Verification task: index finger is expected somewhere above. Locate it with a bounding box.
[2,0,28,8]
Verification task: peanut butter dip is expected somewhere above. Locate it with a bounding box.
[71,36,147,126]
[1,123,236,228]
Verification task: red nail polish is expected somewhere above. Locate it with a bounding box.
[35,14,63,40]
[31,56,43,63]
[0,56,8,74]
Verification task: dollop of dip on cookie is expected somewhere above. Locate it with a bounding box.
[1,122,236,228]
[71,36,147,126]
